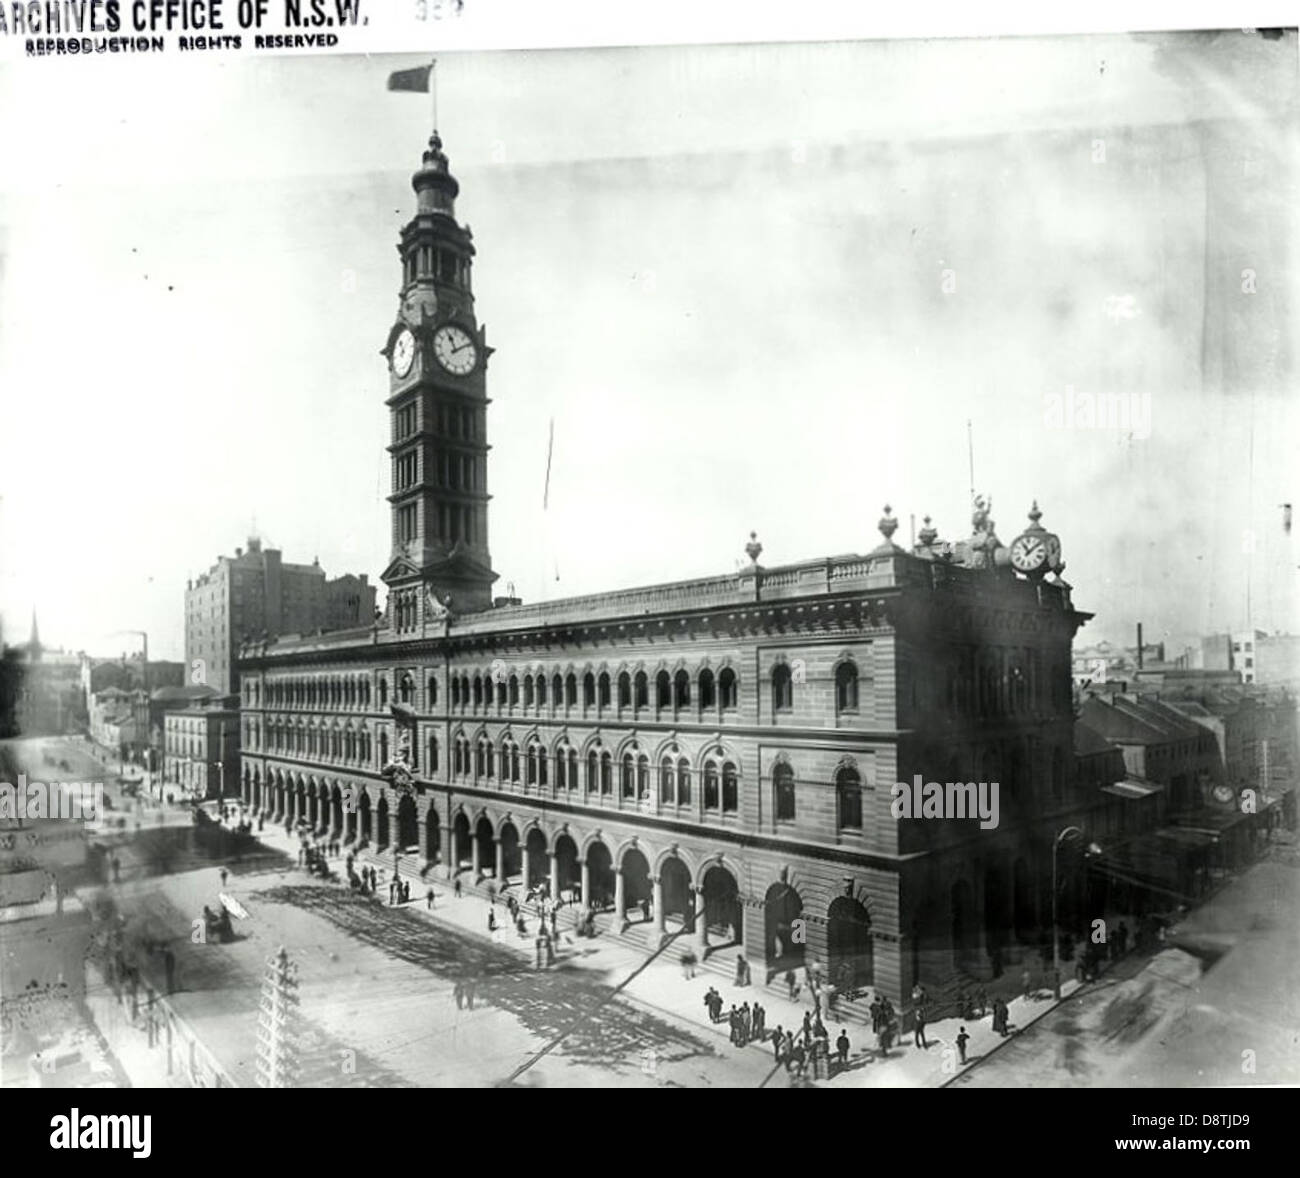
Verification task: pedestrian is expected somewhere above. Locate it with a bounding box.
[453,979,464,1009]
[785,969,798,1001]
[703,987,715,1021]
[956,1025,970,1065]
[772,1025,785,1064]
[801,1011,813,1043]
[389,879,397,905]
[257,815,264,832]
[736,953,750,987]
[219,867,228,890]
[836,1028,850,1070]
[403,880,411,904]
[914,1003,929,1050]
[1021,967,1033,1000]
[640,896,650,922]
[454,876,462,899]
[753,1003,765,1042]
[728,1006,740,1046]
[791,1040,807,1078]
[464,979,476,1010]
[487,910,497,933]
[812,987,822,1019]
[870,995,882,1034]
[740,1002,751,1044]
[550,908,558,939]
[782,1028,795,1064]
[993,998,1008,1037]
[877,1017,893,1059]
[681,949,695,980]
[427,887,435,910]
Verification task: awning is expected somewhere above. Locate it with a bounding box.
[1101,779,1164,800]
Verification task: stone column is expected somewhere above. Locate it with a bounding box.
[580,860,590,908]
[614,869,625,929]
[389,806,402,852]
[521,847,531,894]
[494,838,504,881]
[471,835,481,878]
[695,887,708,955]
[652,875,665,937]
[549,854,559,903]
[441,822,455,881]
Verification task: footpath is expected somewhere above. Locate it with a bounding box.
[247,818,1098,1087]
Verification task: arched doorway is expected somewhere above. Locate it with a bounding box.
[499,822,521,882]
[295,780,307,825]
[586,841,614,910]
[827,896,873,992]
[1013,857,1034,942]
[951,878,977,969]
[376,795,390,851]
[307,782,319,828]
[330,785,344,837]
[983,863,1008,974]
[765,880,804,975]
[453,812,471,871]
[397,793,419,851]
[702,864,741,946]
[425,807,440,864]
[525,827,548,890]
[660,856,692,929]
[554,834,580,902]
[475,816,494,877]
[621,848,651,920]
[358,791,372,844]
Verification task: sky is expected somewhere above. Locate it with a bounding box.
[0,30,1296,662]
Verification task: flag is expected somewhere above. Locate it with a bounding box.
[388,64,433,93]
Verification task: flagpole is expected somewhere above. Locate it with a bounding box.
[430,59,438,132]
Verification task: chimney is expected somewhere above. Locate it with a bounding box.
[1137,623,1144,670]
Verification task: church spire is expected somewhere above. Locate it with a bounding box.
[29,608,41,658]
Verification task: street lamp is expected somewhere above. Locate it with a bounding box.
[1052,826,1102,1000]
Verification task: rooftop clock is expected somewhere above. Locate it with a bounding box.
[391,327,416,378]
[1008,501,1062,580]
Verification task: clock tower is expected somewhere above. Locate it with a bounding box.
[380,129,498,627]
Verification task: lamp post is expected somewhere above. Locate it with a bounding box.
[1052,826,1102,1000]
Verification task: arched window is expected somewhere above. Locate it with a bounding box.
[719,667,738,710]
[660,757,676,805]
[378,730,389,766]
[527,740,540,786]
[564,673,578,709]
[476,739,486,779]
[537,674,548,707]
[622,753,635,798]
[496,676,507,709]
[582,673,595,710]
[655,671,671,710]
[634,671,648,710]
[428,733,438,773]
[378,677,389,707]
[677,757,691,806]
[699,669,716,711]
[556,745,568,790]
[548,673,561,708]
[836,765,863,829]
[600,751,612,795]
[472,676,483,709]
[524,674,535,708]
[774,762,796,821]
[835,662,859,713]
[722,762,738,813]
[772,664,793,712]
[617,672,631,710]
[704,761,719,809]
[587,750,599,793]
[673,669,690,711]
[451,677,461,709]
[508,675,519,708]
[597,672,611,710]
[427,676,438,708]
[399,673,414,704]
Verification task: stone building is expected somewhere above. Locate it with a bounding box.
[237,125,1105,1014]
[185,539,376,695]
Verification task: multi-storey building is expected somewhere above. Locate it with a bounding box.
[237,125,1108,1013]
[185,539,376,695]
[163,697,240,802]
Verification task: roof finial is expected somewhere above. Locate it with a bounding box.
[745,531,763,565]
[878,505,899,543]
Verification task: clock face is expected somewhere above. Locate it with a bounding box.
[433,325,477,375]
[392,329,416,378]
[1212,785,1235,805]
[1010,534,1048,573]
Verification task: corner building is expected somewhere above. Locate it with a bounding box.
[238,129,1094,1016]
